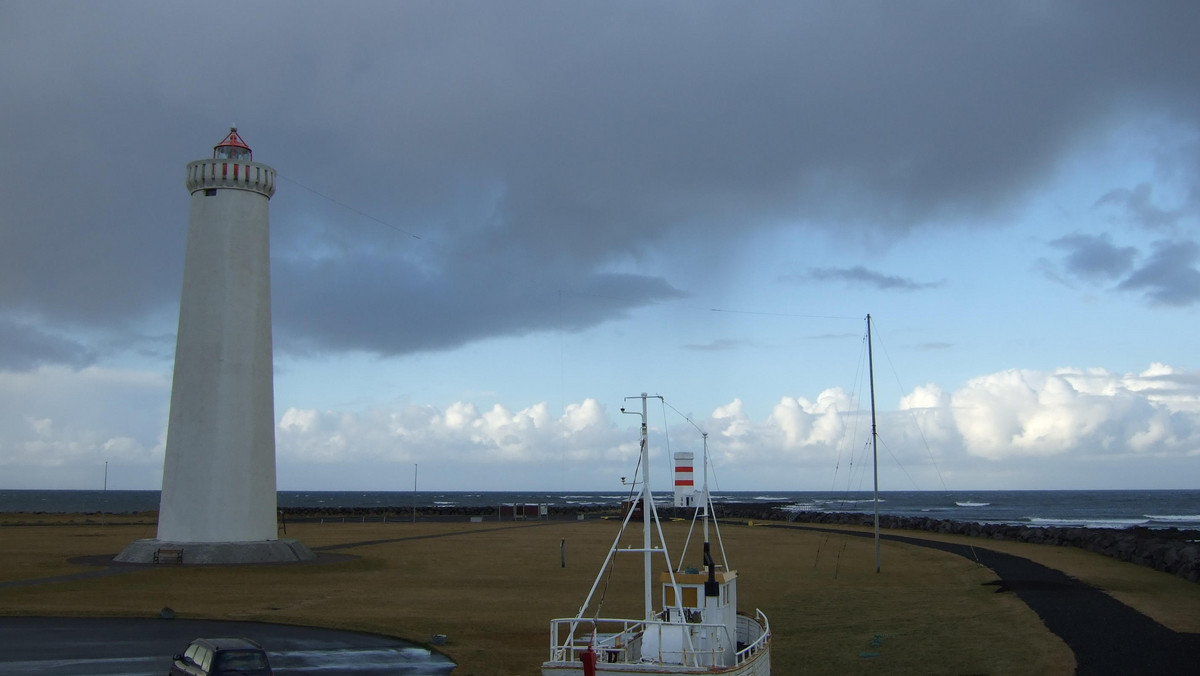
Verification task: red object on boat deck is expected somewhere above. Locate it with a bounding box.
[581,644,598,676]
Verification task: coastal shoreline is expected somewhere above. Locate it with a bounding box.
[274,501,1200,583]
[5,500,1196,583]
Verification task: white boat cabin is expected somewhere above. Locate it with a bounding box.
[643,567,741,668]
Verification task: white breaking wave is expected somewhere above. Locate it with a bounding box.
[1029,517,1151,528]
[956,501,990,507]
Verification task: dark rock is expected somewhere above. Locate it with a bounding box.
[762,506,1200,585]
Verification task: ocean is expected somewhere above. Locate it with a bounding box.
[2,489,1198,530]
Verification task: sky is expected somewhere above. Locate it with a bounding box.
[2,1,1199,493]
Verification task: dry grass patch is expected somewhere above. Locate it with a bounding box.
[0,517,1112,675]
[0,521,154,582]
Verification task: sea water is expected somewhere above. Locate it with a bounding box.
[1,489,1197,530]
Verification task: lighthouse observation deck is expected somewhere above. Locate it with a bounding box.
[186,158,276,198]
[185,127,275,198]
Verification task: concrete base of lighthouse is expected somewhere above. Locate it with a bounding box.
[114,538,316,565]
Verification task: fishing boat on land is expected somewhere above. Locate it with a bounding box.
[542,393,771,676]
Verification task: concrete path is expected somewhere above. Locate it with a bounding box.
[0,617,454,675]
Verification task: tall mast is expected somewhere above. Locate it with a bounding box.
[623,392,656,619]
[701,433,710,547]
[867,314,880,573]
[640,393,652,617]
[701,432,720,597]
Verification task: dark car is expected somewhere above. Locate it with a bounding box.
[169,637,273,675]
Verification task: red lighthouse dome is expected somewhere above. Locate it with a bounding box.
[213,127,252,161]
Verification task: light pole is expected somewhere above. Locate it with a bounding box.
[102,461,108,526]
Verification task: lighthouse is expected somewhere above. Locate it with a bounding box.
[117,129,312,564]
[673,451,695,508]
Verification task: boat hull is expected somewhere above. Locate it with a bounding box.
[541,642,770,676]
[542,612,770,676]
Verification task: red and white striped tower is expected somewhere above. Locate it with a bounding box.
[673,451,696,507]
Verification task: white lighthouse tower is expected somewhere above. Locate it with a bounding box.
[118,129,312,564]
[673,451,696,508]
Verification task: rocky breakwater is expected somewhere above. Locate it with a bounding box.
[723,503,1200,584]
[279,503,623,522]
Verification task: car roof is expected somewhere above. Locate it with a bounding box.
[191,637,264,651]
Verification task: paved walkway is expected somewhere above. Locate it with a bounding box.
[0,617,454,675]
[773,524,1200,675]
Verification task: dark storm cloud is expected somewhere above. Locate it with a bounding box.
[3,1,1199,361]
[800,267,941,292]
[1118,240,1200,306]
[1047,234,1200,305]
[0,319,96,371]
[1050,234,1138,281]
[271,247,684,356]
[914,342,954,352]
[682,339,745,353]
[1095,183,1187,231]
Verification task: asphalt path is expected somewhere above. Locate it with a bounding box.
[772,524,1200,675]
[0,617,455,675]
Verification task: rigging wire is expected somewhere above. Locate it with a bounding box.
[876,434,921,490]
[821,317,987,566]
[657,397,724,493]
[871,321,950,492]
[870,322,982,562]
[813,534,829,569]
[593,436,645,620]
[658,398,672,469]
[709,308,860,320]
[655,397,735,570]
[277,173,424,241]
[833,327,871,497]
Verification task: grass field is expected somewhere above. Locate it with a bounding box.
[2,514,1197,675]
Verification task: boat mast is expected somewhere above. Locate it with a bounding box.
[867,314,880,573]
[623,392,657,619]
[702,433,710,547]
[700,432,720,597]
[640,393,653,617]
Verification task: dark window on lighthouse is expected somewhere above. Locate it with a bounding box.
[204,189,217,196]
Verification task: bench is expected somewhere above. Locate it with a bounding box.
[153,548,183,564]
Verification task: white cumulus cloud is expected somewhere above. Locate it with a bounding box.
[3,363,1200,490]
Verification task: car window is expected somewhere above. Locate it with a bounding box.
[198,646,213,672]
[215,650,270,671]
[184,643,201,664]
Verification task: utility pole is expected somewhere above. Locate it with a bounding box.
[868,314,880,574]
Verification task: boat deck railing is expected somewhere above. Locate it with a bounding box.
[548,617,644,664]
[734,610,771,666]
[548,612,770,668]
